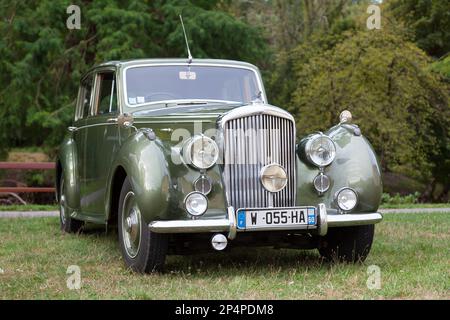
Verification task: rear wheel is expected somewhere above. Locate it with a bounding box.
[59,175,84,233]
[118,177,168,273]
[318,225,375,263]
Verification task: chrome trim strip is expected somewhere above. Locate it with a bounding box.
[327,212,383,227]
[218,104,294,126]
[68,122,118,131]
[148,219,230,234]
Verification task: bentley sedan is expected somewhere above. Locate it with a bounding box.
[56,59,383,272]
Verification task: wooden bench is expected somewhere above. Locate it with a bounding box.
[0,162,56,204]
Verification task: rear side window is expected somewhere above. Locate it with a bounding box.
[95,72,117,115]
[79,76,93,119]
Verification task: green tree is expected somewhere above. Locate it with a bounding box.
[289,29,449,192]
[0,0,269,156]
[267,0,361,107]
[388,0,450,58]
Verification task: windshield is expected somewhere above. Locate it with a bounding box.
[125,65,262,107]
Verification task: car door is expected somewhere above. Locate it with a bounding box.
[81,69,120,217]
[72,74,94,213]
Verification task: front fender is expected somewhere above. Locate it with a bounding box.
[297,125,382,212]
[110,131,172,224]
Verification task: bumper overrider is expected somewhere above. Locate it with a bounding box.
[148,204,383,240]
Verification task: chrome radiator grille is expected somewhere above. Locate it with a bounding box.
[222,113,296,209]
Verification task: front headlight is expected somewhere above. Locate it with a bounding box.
[184,135,219,170]
[305,134,336,167]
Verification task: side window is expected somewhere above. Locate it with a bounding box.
[94,72,117,115]
[80,75,93,119]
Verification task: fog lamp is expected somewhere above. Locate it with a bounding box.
[335,187,358,211]
[184,192,208,216]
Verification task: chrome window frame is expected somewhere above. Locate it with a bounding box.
[92,68,119,117]
[75,73,95,121]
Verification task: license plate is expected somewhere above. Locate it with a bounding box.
[236,207,316,231]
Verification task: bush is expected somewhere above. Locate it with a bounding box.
[381,192,420,206]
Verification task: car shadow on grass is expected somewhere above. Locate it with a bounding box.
[165,248,328,275]
[80,223,336,275]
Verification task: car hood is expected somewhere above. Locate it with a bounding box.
[131,102,247,121]
[130,102,294,127]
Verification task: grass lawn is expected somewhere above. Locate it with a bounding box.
[0,213,448,299]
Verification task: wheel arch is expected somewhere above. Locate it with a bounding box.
[56,137,80,210]
[106,165,128,226]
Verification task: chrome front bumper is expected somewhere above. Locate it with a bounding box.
[148,204,383,240]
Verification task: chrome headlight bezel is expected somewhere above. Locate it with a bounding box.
[305,134,336,167]
[183,135,219,170]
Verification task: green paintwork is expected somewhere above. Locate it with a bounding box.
[296,125,382,214]
[57,59,382,227]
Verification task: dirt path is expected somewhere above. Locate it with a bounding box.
[0,211,59,218]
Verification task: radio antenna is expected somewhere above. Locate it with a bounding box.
[179,15,193,64]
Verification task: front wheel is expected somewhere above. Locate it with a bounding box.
[318,225,375,263]
[118,177,168,273]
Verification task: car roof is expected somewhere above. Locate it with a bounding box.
[92,58,259,71]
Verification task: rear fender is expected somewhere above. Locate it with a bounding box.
[57,137,80,211]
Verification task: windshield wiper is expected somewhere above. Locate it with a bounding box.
[164,100,241,107]
[169,101,208,106]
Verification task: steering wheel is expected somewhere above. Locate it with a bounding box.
[145,92,179,102]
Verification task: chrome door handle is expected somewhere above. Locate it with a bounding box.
[107,118,118,123]
[68,126,78,132]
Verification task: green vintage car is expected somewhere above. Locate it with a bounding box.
[56,58,383,273]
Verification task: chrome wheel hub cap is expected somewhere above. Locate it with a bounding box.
[121,191,141,258]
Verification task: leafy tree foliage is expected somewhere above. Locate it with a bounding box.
[388,0,450,58]
[0,1,448,200]
[289,29,449,185]
[267,0,361,107]
[0,0,269,156]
